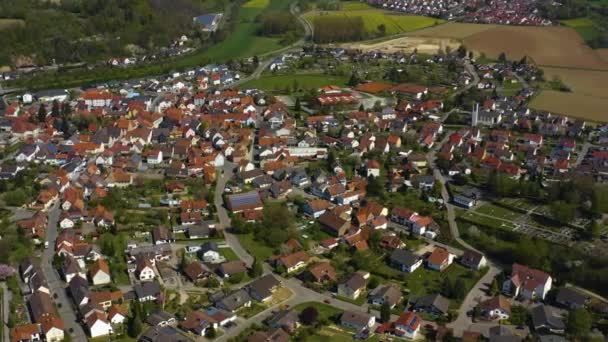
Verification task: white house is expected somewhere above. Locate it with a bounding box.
[503,263,552,300]
[86,313,113,338]
[136,259,156,281]
[89,259,112,286]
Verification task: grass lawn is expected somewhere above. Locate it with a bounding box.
[474,203,522,221]
[334,294,367,306]
[242,73,349,91]
[238,233,276,261]
[293,302,343,321]
[404,264,481,300]
[219,246,240,261]
[239,302,267,318]
[304,4,443,37]
[307,325,381,342]
[457,209,516,230]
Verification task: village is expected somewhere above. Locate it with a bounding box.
[0,42,607,342]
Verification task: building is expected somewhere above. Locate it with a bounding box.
[531,305,565,334]
[426,247,454,271]
[369,284,403,308]
[555,287,589,310]
[460,250,487,270]
[340,311,375,331]
[89,259,111,285]
[226,191,263,213]
[479,296,511,320]
[337,272,369,300]
[409,294,450,316]
[503,263,552,300]
[390,249,423,273]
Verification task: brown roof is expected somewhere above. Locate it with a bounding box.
[307,199,332,212]
[354,82,393,94]
[39,314,64,334]
[479,295,511,314]
[11,324,41,342]
[278,251,310,269]
[308,262,337,282]
[184,261,210,281]
[89,258,110,277]
[89,290,123,305]
[427,247,450,266]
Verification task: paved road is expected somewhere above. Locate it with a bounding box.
[451,58,480,99]
[2,282,11,342]
[446,265,501,336]
[40,202,87,342]
[574,142,593,167]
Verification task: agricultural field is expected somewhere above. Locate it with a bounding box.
[345,35,460,54]
[561,17,602,41]
[599,49,608,62]
[530,90,608,122]
[242,73,349,91]
[462,25,608,70]
[304,2,442,37]
[542,67,608,99]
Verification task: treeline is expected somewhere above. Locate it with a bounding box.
[313,16,365,43]
[257,12,298,36]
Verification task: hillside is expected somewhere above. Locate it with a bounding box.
[0,0,220,67]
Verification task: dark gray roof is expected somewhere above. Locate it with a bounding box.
[146,310,176,326]
[531,305,565,331]
[215,289,252,311]
[247,274,280,300]
[134,282,161,299]
[139,326,189,342]
[555,287,588,307]
[340,310,372,327]
[390,249,420,267]
[227,191,262,210]
[410,294,450,314]
[267,310,299,328]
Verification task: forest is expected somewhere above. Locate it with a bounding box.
[0,0,216,66]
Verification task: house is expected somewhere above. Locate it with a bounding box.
[84,309,113,338]
[503,263,552,300]
[409,294,450,316]
[267,310,300,333]
[61,256,85,283]
[340,311,375,331]
[366,160,381,178]
[140,326,188,342]
[390,249,423,273]
[276,251,310,273]
[136,258,156,281]
[318,211,350,237]
[531,305,565,334]
[303,199,333,218]
[247,274,281,302]
[183,261,212,282]
[479,296,511,320]
[108,305,127,325]
[134,282,162,302]
[89,259,111,285]
[453,194,477,208]
[555,287,589,310]
[369,284,403,308]
[247,328,290,342]
[307,262,337,283]
[460,250,487,270]
[198,242,223,263]
[214,289,252,312]
[226,191,263,213]
[186,224,213,239]
[11,323,43,342]
[394,312,421,339]
[337,272,369,300]
[218,261,247,278]
[146,310,177,327]
[39,315,64,342]
[152,227,174,245]
[179,311,211,336]
[426,247,454,271]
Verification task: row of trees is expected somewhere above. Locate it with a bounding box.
[312,16,365,43]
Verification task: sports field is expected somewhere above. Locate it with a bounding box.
[304,2,442,36]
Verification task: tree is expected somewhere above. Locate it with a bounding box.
[567,308,591,339]
[294,97,301,111]
[550,201,575,225]
[358,103,364,111]
[590,221,602,240]
[377,24,386,36]
[498,52,507,63]
[206,326,216,338]
[490,278,499,296]
[253,55,259,66]
[300,306,319,325]
[348,72,360,87]
[128,302,143,337]
[248,258,263,278]
[380,301,391,323]
[37,104,47,123]
[51,100,60,118]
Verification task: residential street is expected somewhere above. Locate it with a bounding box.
[40,202,88,342]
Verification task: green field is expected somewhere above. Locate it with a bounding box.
[304,3,442,36]
[242,73,349,90]
[200,0,287,61]
[475,203,523,221]
[561,17,602,41]
[405,264,482,302]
